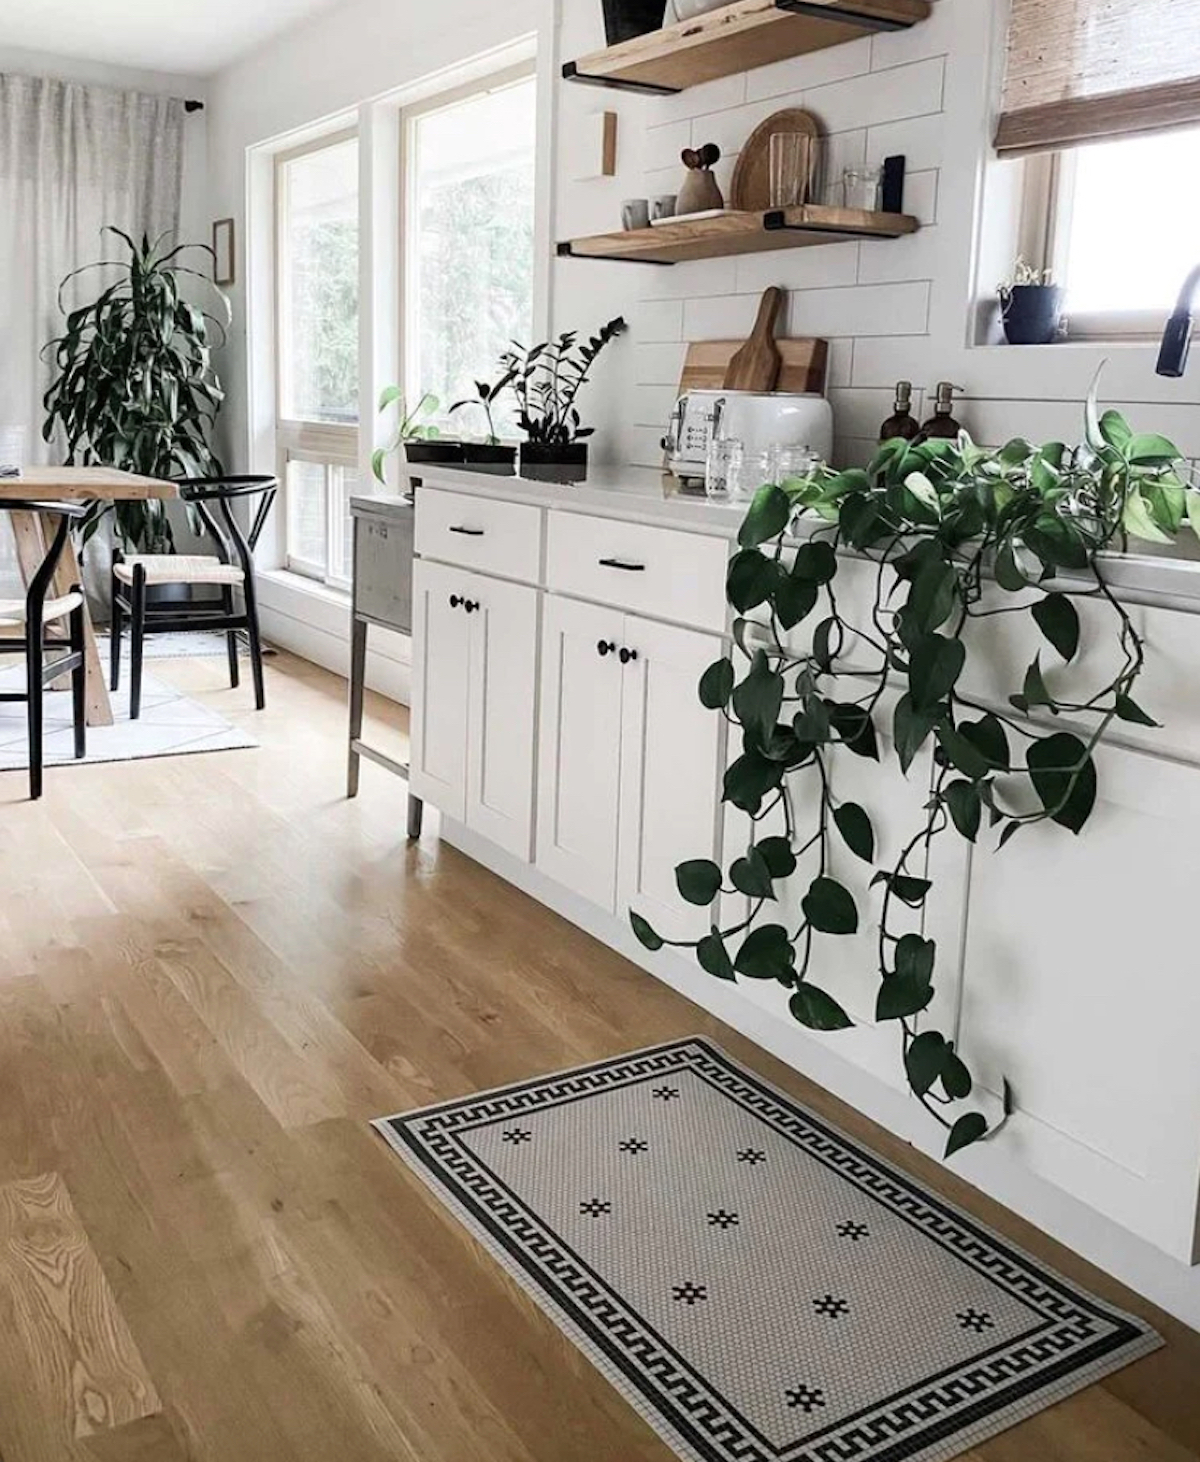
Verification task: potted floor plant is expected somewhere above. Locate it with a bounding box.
[42,227,228,567]
[371,389,462,483]
[500,317,627,483]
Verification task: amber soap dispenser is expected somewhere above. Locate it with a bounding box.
[921,382,964,440]
[880,381,920,443]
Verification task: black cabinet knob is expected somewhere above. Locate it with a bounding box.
[449,594,462,609]
[619,647,639,665]
[597,640,616,657]
[464,600,480,615]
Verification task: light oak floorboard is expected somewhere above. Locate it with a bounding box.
[0,649,1195,1462]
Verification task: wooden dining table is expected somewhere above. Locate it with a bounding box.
[1,466,178,727]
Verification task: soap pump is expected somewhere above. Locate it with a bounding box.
[879,381,920,443]
[920,382,965,440]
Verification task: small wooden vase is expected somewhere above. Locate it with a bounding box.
[677,144,724,215]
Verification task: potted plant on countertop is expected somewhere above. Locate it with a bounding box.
[998,257,1065,345]
[450,370,519,474]
[499,316,627,483]
[371,388,462,485]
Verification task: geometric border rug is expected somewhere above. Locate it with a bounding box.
[0,671,257,772]
[374,1038,1161,1462]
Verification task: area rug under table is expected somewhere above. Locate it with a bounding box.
[0,671,257,771]
[374,1038,1160,1462]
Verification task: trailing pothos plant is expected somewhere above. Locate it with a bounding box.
[631,389,1200,1159]
[42,228,229,552]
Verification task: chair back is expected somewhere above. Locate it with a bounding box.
[0,499,89,613]
[176,475,278,576]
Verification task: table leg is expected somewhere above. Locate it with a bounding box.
[12,511,114,728]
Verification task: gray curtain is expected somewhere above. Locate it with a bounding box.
[0,73,183,589]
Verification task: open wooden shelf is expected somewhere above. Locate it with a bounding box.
[558,205,918,265]
[563,0,931,95]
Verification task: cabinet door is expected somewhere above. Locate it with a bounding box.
[536,594,626,910]
[409,558,470,821]
[618,615,725,944]
[466,575,539,861]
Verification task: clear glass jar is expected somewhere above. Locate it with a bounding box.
[728,443,777,502]
[774,445,821,484]
[705,435,741,498]
[843,167,882,212]
[0,425,26,477]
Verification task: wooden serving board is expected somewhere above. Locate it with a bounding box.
[678,336,828,395]
[730,107,820,211]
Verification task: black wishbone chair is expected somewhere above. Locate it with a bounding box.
[0,500,88,800]
[109,475,277,720]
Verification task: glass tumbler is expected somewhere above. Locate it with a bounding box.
[705,434,741,499]
[843,167,882,212]
[728,443,777,503]
[769,132,809,210]
[774,445,822,484]
[0,425,26,478]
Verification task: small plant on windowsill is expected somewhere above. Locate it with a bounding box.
[499,316,627,481]
[451,370,520,474]
[997,257,1065,346]
[631,377,1200,1160]
[371,388,460,482]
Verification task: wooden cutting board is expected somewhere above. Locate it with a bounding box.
[723,286,784,391]
[678,336,828,396]
[730,107,820,212]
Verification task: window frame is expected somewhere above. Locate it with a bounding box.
[398,61,538,422]
[1018,142,1182,342]
[273,127,361,585]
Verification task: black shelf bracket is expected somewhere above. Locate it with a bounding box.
[557,241,674,266]
[561,61,680,95]
[773,0,915,30]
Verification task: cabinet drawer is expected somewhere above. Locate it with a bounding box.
[415,487,542,583]
[546,512,728,632]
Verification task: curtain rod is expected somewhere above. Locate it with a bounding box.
[184,99,204,113]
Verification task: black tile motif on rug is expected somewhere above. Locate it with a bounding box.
[374,1038,1160,1462]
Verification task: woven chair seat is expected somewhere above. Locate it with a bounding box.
[114,555,245,587]
[0,592,82,629]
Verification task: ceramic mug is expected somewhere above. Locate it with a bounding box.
[651,194,677,222]
[621,198,651,230]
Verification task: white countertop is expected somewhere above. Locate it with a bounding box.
[362,463,1200,614]
[407,463,746,536]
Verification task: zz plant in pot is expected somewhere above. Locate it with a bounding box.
[499,316,627,481]
[42,228,229,553]
[631,384,1200,1158]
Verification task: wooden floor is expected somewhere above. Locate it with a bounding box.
[0,649,1196,1462]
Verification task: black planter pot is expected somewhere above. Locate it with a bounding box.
[403,439,466,466]
[461,442,517,476]
[1001,285,1064,346]
[601,0,665,44]
[519,443,589,484]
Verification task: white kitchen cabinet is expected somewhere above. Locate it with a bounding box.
[536,594,627,907]
[537,594,725,936]
[410,558,538,861]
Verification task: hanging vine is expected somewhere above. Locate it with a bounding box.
[632,390,1200,1157]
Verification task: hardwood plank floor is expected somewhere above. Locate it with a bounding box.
[0,648,1196,1462]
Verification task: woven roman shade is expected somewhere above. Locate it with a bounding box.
[995,0,1200,156]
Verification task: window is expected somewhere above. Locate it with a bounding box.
[1019,129,1200,339]
[276,133,360,586]
[404,73,536,436]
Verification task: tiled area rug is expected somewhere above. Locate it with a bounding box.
[374,1038,1160,1462]
[0,671,257,772]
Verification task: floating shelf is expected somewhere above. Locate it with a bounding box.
[563,0,931,95]
[558,206,918,265]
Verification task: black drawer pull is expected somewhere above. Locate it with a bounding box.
[619,647,639,665]
[599,557,646,572]
[597,640,616,657]
[463,600,481,615]
[450,525,485,537]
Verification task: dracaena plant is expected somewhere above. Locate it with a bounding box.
[42,228,229,552]
[499,317,626,448]
[632,387,1200,1159]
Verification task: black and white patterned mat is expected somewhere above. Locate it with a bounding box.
[375,1039,1161,1462]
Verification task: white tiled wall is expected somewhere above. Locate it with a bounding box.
[555,0,1200,478]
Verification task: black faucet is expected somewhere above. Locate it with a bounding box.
[1157,264,1200,377]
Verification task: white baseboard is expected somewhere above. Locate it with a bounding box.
[257,569,411,705]
[440,813,1200,1332]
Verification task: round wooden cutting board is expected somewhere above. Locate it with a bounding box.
[730,108,820,212]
